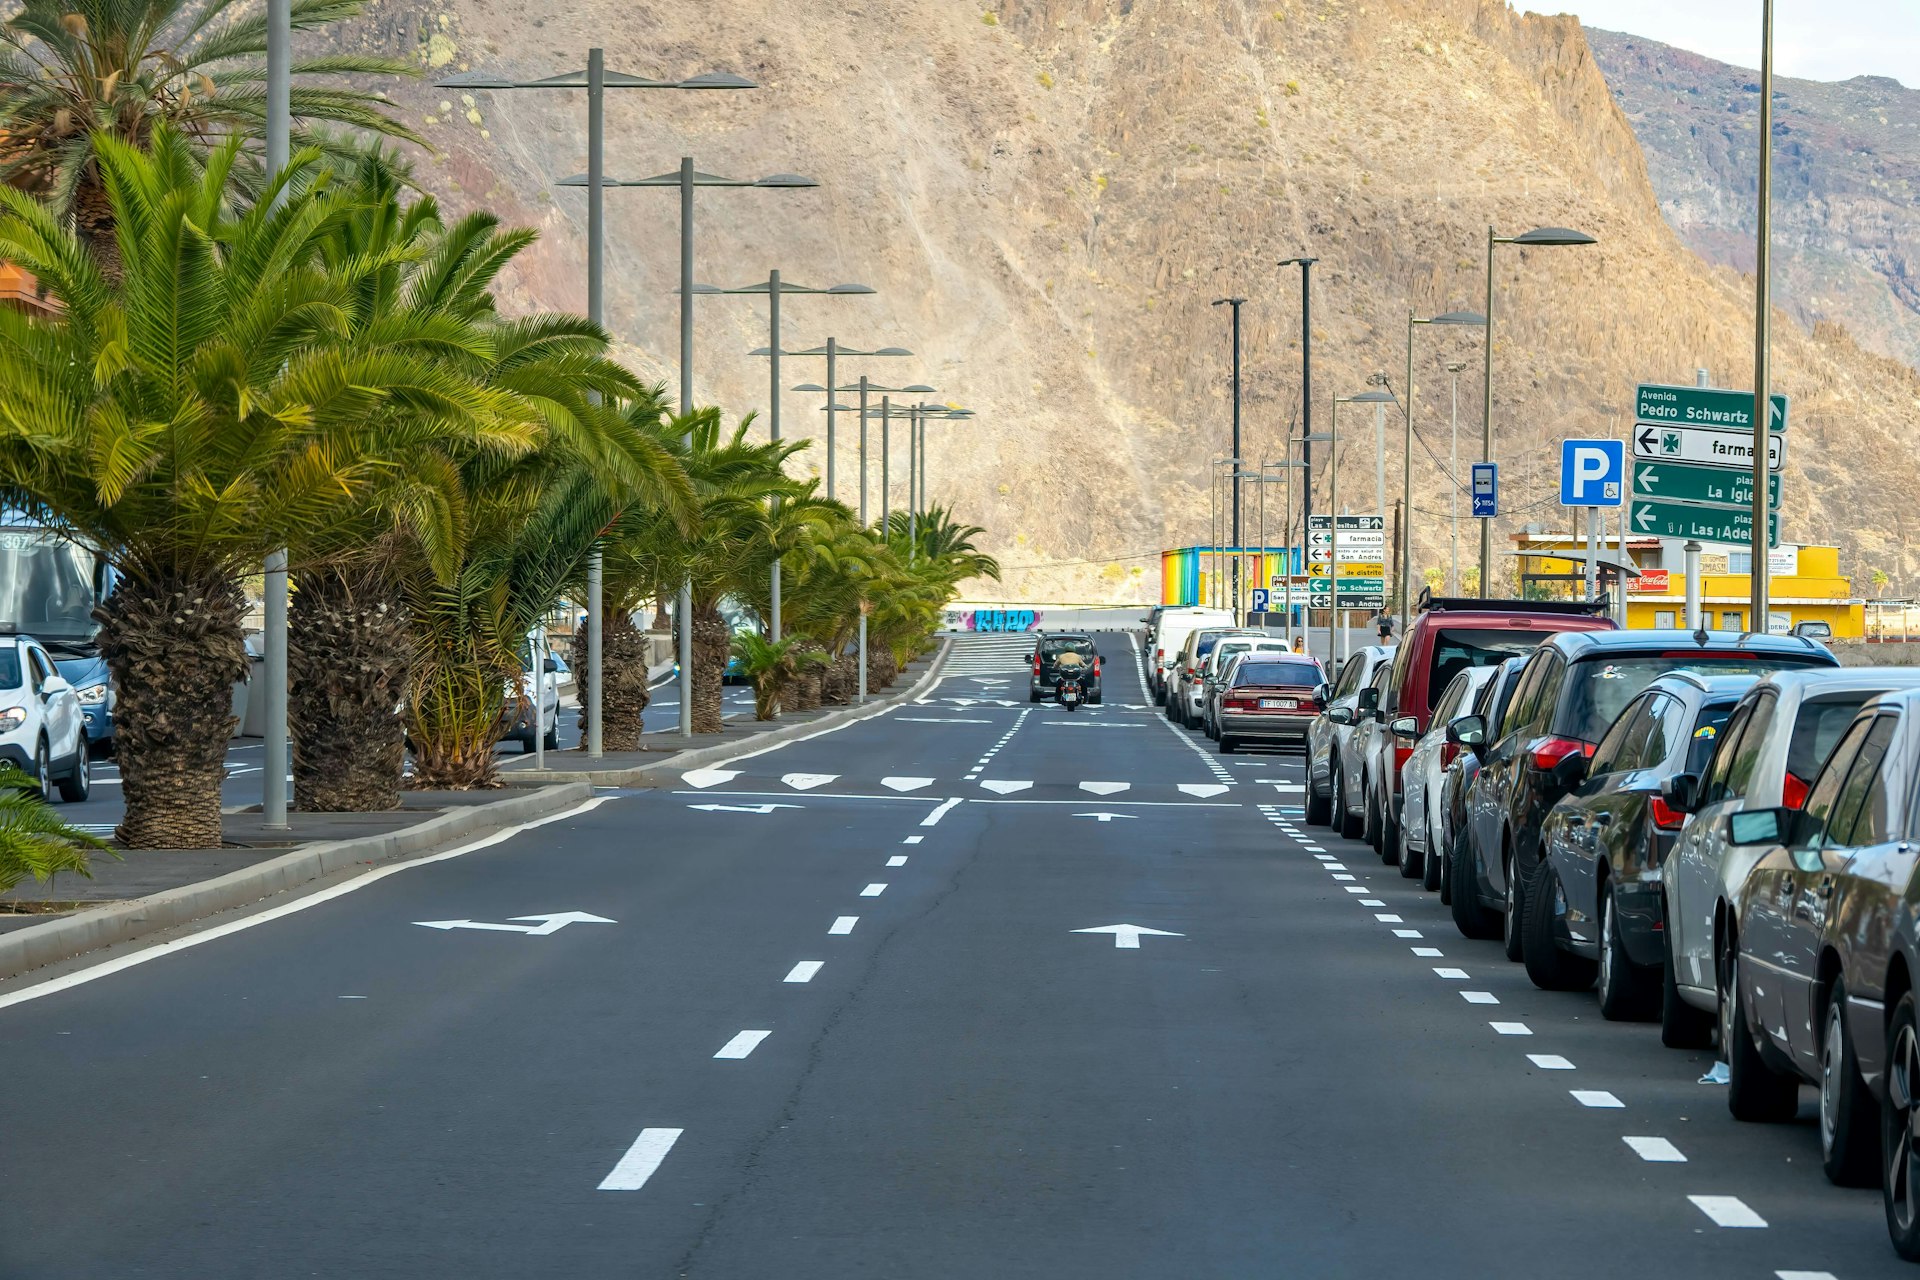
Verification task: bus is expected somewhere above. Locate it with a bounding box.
[0,514,115,750]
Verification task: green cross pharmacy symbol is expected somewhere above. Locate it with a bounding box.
[1660,431,1681,455]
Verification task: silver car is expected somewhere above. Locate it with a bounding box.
[1394,665,1497,884]
[1305,644,1395,835]
[1169,628,1260,729]
[1659,667,1920,1048]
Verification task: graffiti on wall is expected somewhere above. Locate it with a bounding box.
[945,608,1042,632]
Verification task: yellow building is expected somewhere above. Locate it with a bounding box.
[1511,534,1865,638]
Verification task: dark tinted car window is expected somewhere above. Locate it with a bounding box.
[1557,654,1828,743]
[1040,638,1094,658]
[1850,718,1904,846]
[1803,715,1875,851]
[1701,699,1756,806]
[1683,702,1737,776]
[1723,694,1775,801]
[1590,693,1653,775]
[1826,715,1898,850]
[1333,653,1369,698]
[1428,629,1552,712]
[1236,659,1323,687]
[1787,694,1878,796]
[1430,672,1472,728]
[0,647,22,689]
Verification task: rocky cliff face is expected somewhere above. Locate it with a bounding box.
[313,0,1920,599]
[1586,26,1920,377]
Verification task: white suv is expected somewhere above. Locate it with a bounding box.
[0,635,88,801]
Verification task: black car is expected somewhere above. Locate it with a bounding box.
[1449,629,1839,966]
[1529,672,1755,1015]
[1443,655,1528,921]
[1030,631,1102,704]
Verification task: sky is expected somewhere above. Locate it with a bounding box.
[1567,1,1920,88]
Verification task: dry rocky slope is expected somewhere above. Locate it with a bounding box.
[319,0,1920,601]
[1586,27,1920,377]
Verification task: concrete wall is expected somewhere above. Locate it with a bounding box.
[1831,642,1920,667]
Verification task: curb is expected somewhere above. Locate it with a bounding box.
[0,781,595,985]
[506,638,955,788]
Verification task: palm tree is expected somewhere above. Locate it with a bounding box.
[0,765,111,894]
[0,129,515,846]
[884,503,1001,583]
[0,0,417,272]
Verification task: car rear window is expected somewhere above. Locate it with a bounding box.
[1427,628,1555,706]
[1559,654,1831,742]
[1235,659,1322,687]
[1041,638,1093,657]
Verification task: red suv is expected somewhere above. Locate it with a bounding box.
[1362,592,1616,865]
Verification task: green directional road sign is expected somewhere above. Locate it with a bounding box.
[1630,500,1779,547]
[1632,462,1780,511]
[1636,383,1788,433]
[1307,577,1385,608]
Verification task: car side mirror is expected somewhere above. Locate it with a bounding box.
[1327,706,1355,726]
[1312,683,1329,709]
[1551,752,1589,790]
[1390,715,1419,738]
[1727,806,1787,847]
[1445,714,1487,748]
[1660,772,1701,815]
[542,657,559,673]
[40,674,70,696]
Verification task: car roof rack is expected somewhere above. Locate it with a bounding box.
[1414,587,1610,618]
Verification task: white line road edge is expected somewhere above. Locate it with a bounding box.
[0,796,615,1014]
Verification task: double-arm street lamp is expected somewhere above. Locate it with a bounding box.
[1212,297,1247,611]
[1400,310,1486,629]
[1330,389,1396,668]
[760,343,912,501]
[912,406,975,548]
[440,53,755,758]
[1260,457,1310,641]
[1478,226,1596,592]
[837,388,937,701]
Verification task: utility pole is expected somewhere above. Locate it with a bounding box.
[261,0,290,827]
[1749,0,1777,633]
[1213,298,1246,617]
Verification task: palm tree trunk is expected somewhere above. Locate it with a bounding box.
[74,172,124,283]
[867,645,899,691]
[290,565,409,812]
[823,649,857,705]
[690,600,729,733]
[574,611,650,750]
[96,568,249,849]
[405,654,507,789]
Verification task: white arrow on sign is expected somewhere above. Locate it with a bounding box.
[1073,923,1186,949]
[1074,811,1137,822]
[414,912,615,935]
[688,802,803,813]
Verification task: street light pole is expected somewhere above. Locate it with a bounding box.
[261,0,290,827]
[1213,297,1246,617]
[1750,0,1776,631]
[1448,360,1465,594]
[1401,311,1486,629]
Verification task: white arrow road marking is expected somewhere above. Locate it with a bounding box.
[714,1030,771,1060]
[1623,1136,1686,1162]
[950,698,980,707]
[1177,783,1231,797]
[781,773,838,791]
[599,1128,683,1191]
[1689,1195,1766,1228]
[1079,781,1130,795]
[688,803,803,814]
[979,780,1032,794]
[413,912,615,935]
[1074,812,1136,822]
[882,777,935,792]
[1073,923,1185,949]
[681,769,740,789]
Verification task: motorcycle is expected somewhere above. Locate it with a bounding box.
[1054,665,1086,712]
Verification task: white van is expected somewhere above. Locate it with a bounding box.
[1149,607,1235,704]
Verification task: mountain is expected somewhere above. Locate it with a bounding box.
[1585,26,1920,377]
[308,0,1920,600]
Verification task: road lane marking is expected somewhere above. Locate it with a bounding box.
[1412,947,1444,957]
[860,883,887,897]
[893,717,993,724]
[784,961,824,983]
[1392,929,1423,938]
[922,797,964,826]
[781,773,839,791]
[1461,991,1499,1004]
[1490,1022,1532,1035]
[1373,914,1403,923]
[1073,923,1184,949]
[881,777,935,792]
[1312,854,1335,861]
[1570,1090,1623,1108]
[682,770,741,788]
[886,855,908,867]
[829,916,858,935]
[1623,1136,1686,1162]
[1346,888,1370,895]
[978,780,1032,794]
[1688,1195,1766,1228]
[1432,967,1469,979]
[902,835,922,844]
[1528,1054,1576,1070]
[1079,781,1130,795]
[1324,863,1348,870]
[1178,783,1231,797]
[598,1128,683,1191]
[715,1031,771,1060]
[1775,1273,1837,1279]
[1331,873,1355,882]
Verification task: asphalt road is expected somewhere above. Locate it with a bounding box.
[0,631,1905,1277]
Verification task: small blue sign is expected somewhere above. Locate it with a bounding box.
[1560,438,1626,508]
[1250,588,1270,613]
[1471,463,1498,518]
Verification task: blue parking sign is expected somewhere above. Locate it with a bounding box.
[1560,439,1625,507]
[1250,588,1270,613]
[1471,463,1498,518]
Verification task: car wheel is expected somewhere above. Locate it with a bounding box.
[1884,992,1920,1259]
[56,734,89,803]
[1396,806,1423,880]
[1502,850,1528,963]
[1029,691,1041,704]
[1596,887,1659,1021]
[1720,946,1801,1123]
[1430,822,1450,897]
[33,738,50,802]
[543,723,560,752]
[1305,770,1332,827]
[1360,774,1383,851]
[1219,735,1237,753]
[1523,862,1599,991]
[1821,981,1880,1186]
[1450,828,1501,939]
[1337,763,1364,840]
[1659,906,1714,1049]
[1381,791,1404,871]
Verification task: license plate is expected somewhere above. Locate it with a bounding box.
[1260,698,1297,710]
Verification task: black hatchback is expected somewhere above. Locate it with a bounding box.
[1529,672,1756,1015]
[1030,632,1102,704]
[1450,629,1838,966]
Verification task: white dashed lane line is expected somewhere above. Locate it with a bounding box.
[783,961,824,984]
[1688,1195,1766,1228]
[1527,1054,1575,1071]
[598,1128,684,1192]
[1570,1090,1624,1109]
[1491,1022,1533,1035]
[714,1030,771,1060]
[829,916,858,935]
[1623,1136,1686,1162]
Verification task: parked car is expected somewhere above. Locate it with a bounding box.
[1449,629,1838,965]
[1202,636,1294,737]
[1661,669,1920,1050]
[0,632,90,801]
[1169,628,1260,728]
[500,628,563,753]
[1305,645,1394,831]
[1791,620,1833,641]
[1528,672,1754,1018]
[1369,594,1615,871]
[1149,607,1234,704]
[1719,693,1920,1203]
[1140,605,1165,656]
[1440,657,1531,911]
[1343,660,1400,850]
[1395,665,1497,882]
[1030,631,1103,705]
[1215,654,1325,753]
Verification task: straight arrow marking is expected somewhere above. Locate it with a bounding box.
[688,803,802,813]
[1073,923,1185,949]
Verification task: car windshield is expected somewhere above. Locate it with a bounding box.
[1785,693,1877,798]
[1684,704,1737,774]
[0,530,102,644]
[1235,659,1321,687]
[1428,628,1554,702]
[1560,654,1829,742]
[1041,638,1094,659]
